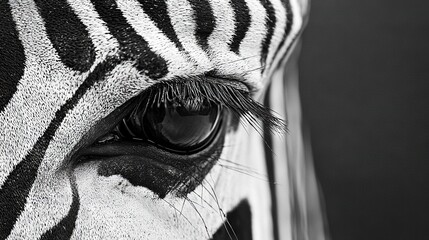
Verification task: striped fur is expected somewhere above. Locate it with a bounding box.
[0,0,320,239]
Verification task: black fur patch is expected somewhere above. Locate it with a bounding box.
[188,0,215,50]
[211,200,253,240]
[259,0,277,72]
[96,140,223,198]
[34,0,96,72]
[0,1,25,112]
[229,0,251,54]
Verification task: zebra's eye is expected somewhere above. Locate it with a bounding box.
[113,100,222,153]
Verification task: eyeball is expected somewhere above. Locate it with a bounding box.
[115,99,222,153]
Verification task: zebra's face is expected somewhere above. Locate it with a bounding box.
[0,0,309,239]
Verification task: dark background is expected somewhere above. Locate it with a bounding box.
[299,0,429,239]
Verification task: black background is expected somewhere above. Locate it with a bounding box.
[299,0,429,239]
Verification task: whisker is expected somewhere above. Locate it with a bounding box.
[220,144,238,148]
[218,164,273,183]
[239,66,265,77]
[213,54,260,67]
[179,199,186,218]
[185,196,211,238]
[217,161,267,177]
[196,150,282,185]
[218,158,259,172]
[217,161,268,179]
[200,183,204,205]
[194,153,269,181]
[162,198,197,231]
[189,190,219,214]
[184,196,205,209]
[204,179,238,240]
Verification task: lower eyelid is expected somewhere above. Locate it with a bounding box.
[75,114,228,198]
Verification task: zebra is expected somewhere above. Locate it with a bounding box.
[0,0,324,239]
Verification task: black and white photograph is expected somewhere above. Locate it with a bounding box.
[0,0,427,239]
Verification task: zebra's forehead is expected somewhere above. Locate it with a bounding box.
[7,0,305,92]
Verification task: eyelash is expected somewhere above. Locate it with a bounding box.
[137,77,287,134]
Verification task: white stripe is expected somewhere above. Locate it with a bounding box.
[268,0,303,78]
[165,0,213,75]
[239,0,268,89]
[263,0,288,78]
[270,65,293,240]
[247,133,276,240]
[206,0,250,81]
[208,0,236,49]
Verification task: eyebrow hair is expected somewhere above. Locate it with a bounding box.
[135,76,287,134]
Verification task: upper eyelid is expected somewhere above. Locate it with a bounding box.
[136,77,286,132]
[162,74,252,93]
[143,76,250,107]
[201,74,253,93]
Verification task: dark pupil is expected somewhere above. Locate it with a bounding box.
[119,100,221,153]
[144,101,220,151]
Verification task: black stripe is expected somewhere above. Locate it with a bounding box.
[137,0,184,51]
[259,0,277,72]
[34,0,95,72]
[271,0,293,66]
[229,0,251,54]
[188,0,215,50]
[91,0,168,79]
[0,1,25,112]
[39,174,80,240]
[263,86,280,240]
[284,0,293,35]
[211,200,253,240]
[0,59,116,239]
